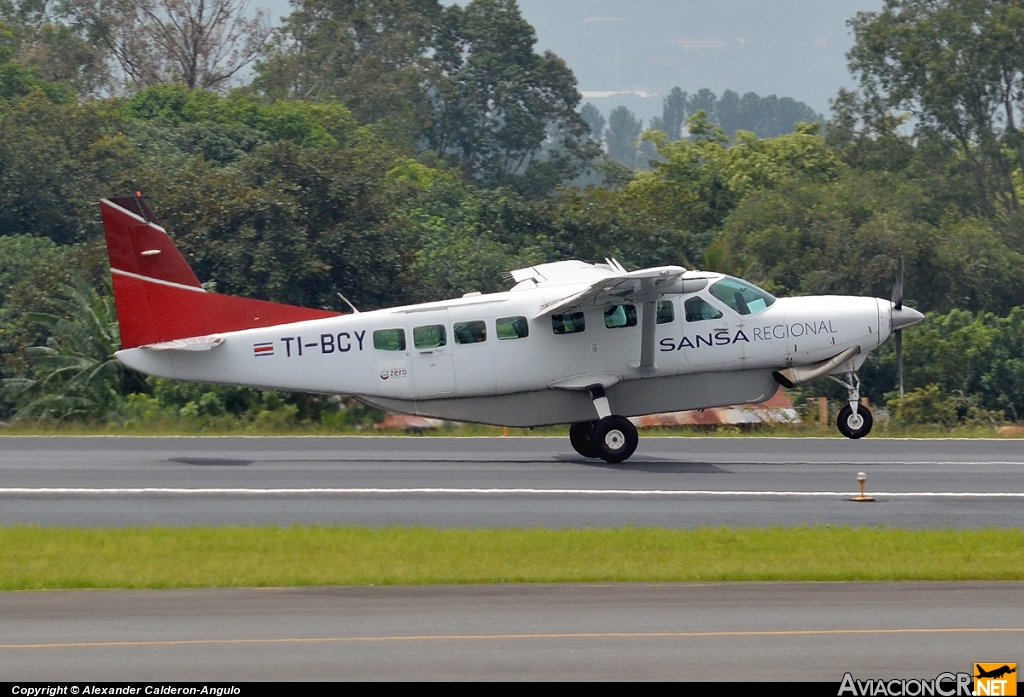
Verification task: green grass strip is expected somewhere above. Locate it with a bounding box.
[2,526,1023,590]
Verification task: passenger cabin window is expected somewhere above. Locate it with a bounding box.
[604,304,637,329]
[453,320,487,344]
[496,316,529,340]
[684,297,723,322]
[373,328,406,351]
[413,324,446,349]
[656,301,675,325]
[708,276,776,315]
[552,312,586,335]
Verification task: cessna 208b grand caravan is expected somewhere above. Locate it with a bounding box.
[101,194,924,462]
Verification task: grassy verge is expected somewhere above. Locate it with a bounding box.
[1,526,1023,589]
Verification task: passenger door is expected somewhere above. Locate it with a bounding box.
[409,310,456,397]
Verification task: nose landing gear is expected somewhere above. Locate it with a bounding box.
[832,371,873,439]
[837,403,873,439]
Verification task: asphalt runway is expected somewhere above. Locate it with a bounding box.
[2,582,1022,681]
[2,437,1023,681]
[1,436,1023,527]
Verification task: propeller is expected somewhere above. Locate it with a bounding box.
[889,257,924,396]
[892,257,904,396]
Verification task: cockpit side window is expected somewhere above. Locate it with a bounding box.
[656,301,675,324]
[684,297,723,322]
[708,277,776,316]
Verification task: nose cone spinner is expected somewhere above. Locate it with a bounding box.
[891,304,924,332]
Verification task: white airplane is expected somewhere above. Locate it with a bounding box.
[100,194,924,462]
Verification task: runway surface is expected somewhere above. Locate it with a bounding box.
[1,436,1023,527]
[2,582,1021,681]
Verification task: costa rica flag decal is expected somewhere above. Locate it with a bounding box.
[253,342,274,357]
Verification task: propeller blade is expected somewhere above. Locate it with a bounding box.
[896,329,904,397]
[891,257,904,310]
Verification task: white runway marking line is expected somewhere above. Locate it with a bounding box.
[1,487,1023,498]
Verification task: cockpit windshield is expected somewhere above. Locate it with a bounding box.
[708,276,776,315]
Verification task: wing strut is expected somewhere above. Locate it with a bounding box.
[631,279,659,376]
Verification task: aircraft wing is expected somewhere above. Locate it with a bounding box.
[532,266,690,319]
[534,265,710,377]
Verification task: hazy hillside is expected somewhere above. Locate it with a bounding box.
[256,1,882,123]
[516,0,882,122]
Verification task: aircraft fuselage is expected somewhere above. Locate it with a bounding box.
[116,274,890,427]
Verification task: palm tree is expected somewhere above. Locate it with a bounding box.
[3,279,146,421]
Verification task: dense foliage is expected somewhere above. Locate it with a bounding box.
[1,0,1023,429]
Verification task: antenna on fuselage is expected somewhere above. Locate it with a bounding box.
[337,292,360,314]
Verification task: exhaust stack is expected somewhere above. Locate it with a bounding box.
[772,345,860,389]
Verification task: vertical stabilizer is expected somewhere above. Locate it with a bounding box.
[101,197,340,349]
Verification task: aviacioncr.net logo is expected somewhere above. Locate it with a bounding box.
[839,672,973,696]
[974,663,1017,696]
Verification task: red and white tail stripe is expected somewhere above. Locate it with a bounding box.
[101,196,339,350]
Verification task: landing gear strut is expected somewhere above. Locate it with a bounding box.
[568,385,639,463]
[832,371,873,439]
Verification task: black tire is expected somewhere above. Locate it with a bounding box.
[569,421,599,458]
[837,403,873,439]
[590,415,639,463]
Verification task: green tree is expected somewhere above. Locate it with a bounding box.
[0,88,138,243]
[0,0,108,96]
[427,0,597,196]
[579,102,604,144]
[847,0,1024,217]
[648,87,821,141]
[627,115,842,243]
[649,86,687,142]
[714,89,822,139]
[3,280,146,420]
[255,0,440,144]
[604,105,641,169]
[716,170,1024,315]
[69,0,271,92]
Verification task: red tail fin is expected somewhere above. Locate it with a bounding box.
[101,197,340,349]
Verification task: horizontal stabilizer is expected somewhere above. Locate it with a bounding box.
[142,335,224,352]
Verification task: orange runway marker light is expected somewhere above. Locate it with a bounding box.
[850,471,875,502]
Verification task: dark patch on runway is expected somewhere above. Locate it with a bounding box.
[170,457,252,467]
[556,456,730,474]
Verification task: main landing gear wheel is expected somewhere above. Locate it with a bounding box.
[590,415,639,463]
[837,404,873,439]
[569,421,599,458]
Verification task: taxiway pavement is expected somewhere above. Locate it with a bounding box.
[0,436,1023,527]
[2,582,1022,681]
